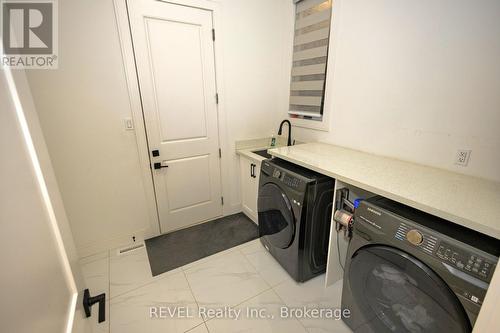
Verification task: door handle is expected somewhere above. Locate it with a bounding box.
[154,162,168,170]
[83,289,106,323]
[250,163,256,178]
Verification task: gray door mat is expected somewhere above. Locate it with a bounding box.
[145,213,259,276]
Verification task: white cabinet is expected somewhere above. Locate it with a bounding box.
[240,156,261,224]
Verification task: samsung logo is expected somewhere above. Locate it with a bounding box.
[359,216,382,230]
[367,207,382,216]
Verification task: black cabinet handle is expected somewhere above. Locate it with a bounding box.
[83,289,106,323]
[251,163,257,178]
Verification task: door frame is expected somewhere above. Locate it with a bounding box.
[112,0,232,237]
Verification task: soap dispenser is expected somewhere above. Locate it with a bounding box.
[270,134,276,147]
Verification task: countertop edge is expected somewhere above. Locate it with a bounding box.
[236,147,271,162]
[269,146,500,240]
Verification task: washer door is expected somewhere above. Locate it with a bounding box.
[258,183,295,249]
[348,245,471,333]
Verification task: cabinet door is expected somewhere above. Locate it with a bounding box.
[239,156,259,223]
[250,161,261,221]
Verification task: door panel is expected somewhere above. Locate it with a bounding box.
[165,155,211,211]
[128,0,222,233]
[240,157,259,223]
[240,157,253,219]
[250,162,261,218]
[145,17,208,142]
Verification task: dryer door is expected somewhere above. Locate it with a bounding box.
[258,183,295,249]
[348,245,471,333]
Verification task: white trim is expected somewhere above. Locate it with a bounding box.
[113,0,234,227]
[288,110,323,118]
[76,227,149,258]
[288,0,343,132]
[209,1,234,217]
[158,0,219,10]
[116,242,145,255]
[112,0,162,239]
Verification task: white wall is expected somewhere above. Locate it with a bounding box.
[26,0,293,254]
[26,0,158,256]
[285,0,500,182]
[204,0,293,211]
[2,66,95,333]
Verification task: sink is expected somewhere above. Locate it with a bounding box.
[252,149,273,159]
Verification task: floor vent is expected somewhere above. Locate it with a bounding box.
[117,243,144,255]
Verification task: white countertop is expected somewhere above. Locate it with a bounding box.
[268,143,500,239]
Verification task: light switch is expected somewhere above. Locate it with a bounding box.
[124,117,134,130]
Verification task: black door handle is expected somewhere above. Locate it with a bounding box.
[154,162,168,170]
[251,164,256,178]
[83,289,106,323]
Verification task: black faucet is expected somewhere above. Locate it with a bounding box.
[278,120,292,146]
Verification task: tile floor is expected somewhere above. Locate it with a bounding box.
[80,239,352,333]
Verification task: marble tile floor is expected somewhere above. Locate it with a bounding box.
[80,239,352,333]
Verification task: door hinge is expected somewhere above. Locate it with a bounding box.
[221,196,224,206]
[215,93,219,104]
[212,29,215,41]
[219,148,222,158]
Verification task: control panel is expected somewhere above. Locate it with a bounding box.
[435,241,494,281]
[395,223,438,255]
[394,222,495,282]
[273,168,301,189]
[283,174,300,188]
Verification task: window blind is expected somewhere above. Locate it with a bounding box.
[289,0,332,120]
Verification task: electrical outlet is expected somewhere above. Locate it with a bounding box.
[455,149,471,167]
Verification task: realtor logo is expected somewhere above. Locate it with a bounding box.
[1,0,58,69]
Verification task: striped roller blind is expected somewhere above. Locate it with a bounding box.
[289,0,332,120]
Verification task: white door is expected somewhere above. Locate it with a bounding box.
[0,69,85,332]
[127,0,223,234]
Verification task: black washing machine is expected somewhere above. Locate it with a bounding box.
[342,196,500,333]
[258,158,334,282]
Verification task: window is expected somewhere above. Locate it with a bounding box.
[289,0,332,122]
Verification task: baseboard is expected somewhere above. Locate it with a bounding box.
[241,207,258,224]
[224,203,242,216]
[77,227,156,258]
[77,205,244,258]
